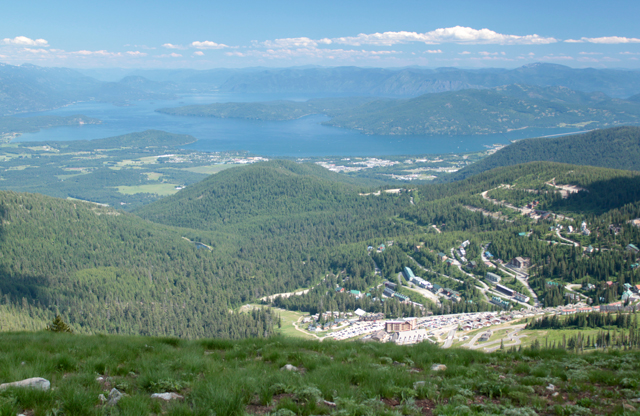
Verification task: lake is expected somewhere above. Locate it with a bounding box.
[15,94,584,157]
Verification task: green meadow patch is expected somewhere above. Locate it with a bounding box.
[0,332,639,415]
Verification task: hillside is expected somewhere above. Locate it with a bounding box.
[0,115,101,139]
[135,160,392,229]
[0,332,638,415]
[324,85,640,135]
[448,126,640,181]
[0,161,412,337]
[158,84,640,136]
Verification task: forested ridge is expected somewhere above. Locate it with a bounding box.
[157,85,640,136]
[447,126,640,181]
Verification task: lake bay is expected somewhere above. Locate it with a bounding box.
[15,93,583,157]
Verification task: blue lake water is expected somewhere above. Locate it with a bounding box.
[14,94,585,157]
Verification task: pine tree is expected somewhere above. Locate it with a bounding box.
[46,315,73,333]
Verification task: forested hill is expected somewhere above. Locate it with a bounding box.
[446,126,640,181]
[0,190,284,338]
[158,84,640,136]
[0,161,413,337]
[135,160,389,230]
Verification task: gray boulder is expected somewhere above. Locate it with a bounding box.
[281,364,299,371]
[430,364,447,371]
[151,392,184,401]
[0,377,50,391]
[106,388,124,406]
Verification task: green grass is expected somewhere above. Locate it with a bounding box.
[0,331,639,415]
[115,183,180,196]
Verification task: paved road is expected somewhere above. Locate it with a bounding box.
[463,325,526,351]
[442,327,457,349]
[556,230,580,247]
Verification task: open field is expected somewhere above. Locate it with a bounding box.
[181,165,236,175]
[115,183,180,196]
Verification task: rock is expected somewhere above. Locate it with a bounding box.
[106,388,124,406]
[623,403,635,411]
[96,376,104,382]
[546,384,555,391]
[552,392,559,397]
[0,377,50,391]
[151,392,184,401]
[323,399,336,407]
[632,398,640,403]
[281,364,298,372]
[413,381,426,389]
[98,394,106,404]
[431,364,447,371]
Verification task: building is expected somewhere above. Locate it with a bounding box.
[626,244,640,254]
[513,292,530,303]
[496,284,515,297]
[509,257,530,269]
[486,272,501,284]
[360,312,385,322]
[383,287,396,298]
[384,281,397,290]
[403,267,416,281]
[392,328,428,345]
[490,297,510,309]
[394,293,410,302]
[385,318,417,333]
[371,330,390,342]
[430,283,443,294]
[438,252,448,262]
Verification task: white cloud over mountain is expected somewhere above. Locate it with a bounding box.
[331,26,557,46]
[566,36,640,44]
[2,36,49,47]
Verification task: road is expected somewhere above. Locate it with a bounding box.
[462,325,527,351]
[442,327,457,349]
[556,230,580,247]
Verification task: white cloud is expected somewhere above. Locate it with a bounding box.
[158,52,183,58]
[459,51,471,55]
[226,47,399,60]
[23,48,50,54]
[193,51,204,56]
[479,51,498,56]
[191,40,229,49]
[425,49,442,54]
[259,37,324,48]
[2,36,49,47]
[331,26,557,46]
[620,51,640,55]
[126,51,147,57]
[162,43,185,49]
[70,50,122,57]
[566,36,640,44]
[579,52,603,55]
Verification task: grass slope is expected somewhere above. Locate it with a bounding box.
[0,332,638,415]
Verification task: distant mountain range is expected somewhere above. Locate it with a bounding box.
[0,63,174,115]
[213,63,640,98]
[158,84,640,136]
[4,62,640,117]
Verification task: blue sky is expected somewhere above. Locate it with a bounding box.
[2,0,639,69]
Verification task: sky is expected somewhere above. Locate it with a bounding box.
[2,0,640,69]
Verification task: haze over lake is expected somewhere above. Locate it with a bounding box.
[15,94,582,157]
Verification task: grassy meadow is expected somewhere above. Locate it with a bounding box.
[0,332,639,415]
